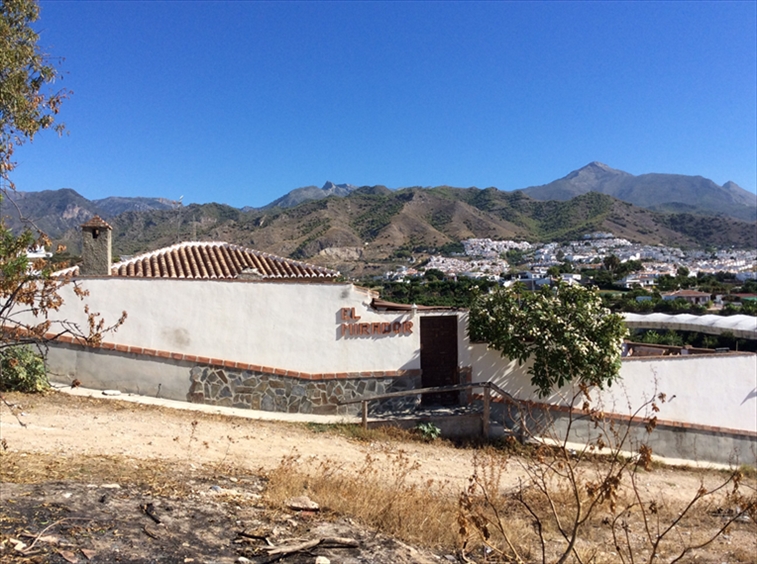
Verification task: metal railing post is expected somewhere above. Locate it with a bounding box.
[483,384,490,438]
[362,400,368,430]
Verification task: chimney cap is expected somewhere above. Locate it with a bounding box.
[81,216,112,230]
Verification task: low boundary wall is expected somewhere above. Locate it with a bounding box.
[487,398,757,467]
[45,334,757,466]
[46,336,421,416]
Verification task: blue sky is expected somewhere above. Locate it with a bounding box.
[14,1,757,208]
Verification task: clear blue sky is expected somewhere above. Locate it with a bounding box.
[14,0,757,208]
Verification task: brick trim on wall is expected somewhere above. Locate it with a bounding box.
[470,392,757,440]
[45,332,421,381]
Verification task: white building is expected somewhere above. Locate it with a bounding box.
[28,218,757,465]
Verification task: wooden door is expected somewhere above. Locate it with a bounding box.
[420,316,459,405]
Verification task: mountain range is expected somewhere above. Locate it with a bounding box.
[259,181,359,210]
[517,162,755,222]
[4,163,755,276]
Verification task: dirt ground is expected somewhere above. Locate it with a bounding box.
[1,391,755,563]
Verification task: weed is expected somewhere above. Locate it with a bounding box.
[304,421,419,443]
[737,464,757,480]
[415,421,441,441]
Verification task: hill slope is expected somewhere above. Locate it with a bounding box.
[45,188,753,277]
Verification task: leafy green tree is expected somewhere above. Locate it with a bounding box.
[739,299,757,316]
[737,279,757,294]
[423,268,445,281]
[587,268,615,289]
[655,274,676,291]
[438,241,464,256]
[615,259,643,279]
[603,254,621,273]
[504,248,525,266]
[469,282,627,397]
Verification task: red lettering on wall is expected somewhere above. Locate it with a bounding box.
[341,307,361,321]
[339,309,411,337]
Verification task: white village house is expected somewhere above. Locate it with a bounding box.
[35,218,757,465]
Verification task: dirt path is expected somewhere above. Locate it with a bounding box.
[0,389,740,497]
[1,390,755,563]
[1,391,488,489]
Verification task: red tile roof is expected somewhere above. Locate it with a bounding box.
[56,241,340,280]
[664,289,711,297]
[81,216,112,229]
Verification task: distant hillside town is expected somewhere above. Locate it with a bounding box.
[385,233,757,292]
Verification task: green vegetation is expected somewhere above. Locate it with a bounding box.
[351,193,406,240]
[631,329,754,352]
[438,241,464,255]
[290,217,332,259]
[0,1,128,373]
[427,210,452,230]
[504,248,525,266]
[581,259,644,289]
[364,275,499,308]
[600,281,757,317]
[415,422,441,441]
[469,281,627,397]
[0,345,48,392]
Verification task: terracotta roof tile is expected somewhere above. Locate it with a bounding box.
[55,241,340,280]
[81,216,112,229]
[665,289,712,297]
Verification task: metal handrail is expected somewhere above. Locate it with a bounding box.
[339,381,529,439]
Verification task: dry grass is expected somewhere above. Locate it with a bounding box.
[0,450,201,497]
[458,451,757,563]
[304,420,449,445]
[262,445,757,563]
[263,446,460,551]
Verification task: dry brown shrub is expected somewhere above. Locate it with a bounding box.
[263,446,459,550]
[458,448,757,563]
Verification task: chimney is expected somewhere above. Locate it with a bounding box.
[80,216,112,276]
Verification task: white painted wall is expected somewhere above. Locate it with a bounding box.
[467,339,757,434]
[615,355,756,432]
[48,278,425,374]
[31,277,757,436]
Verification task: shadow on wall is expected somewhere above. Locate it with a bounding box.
[468,343,564,404]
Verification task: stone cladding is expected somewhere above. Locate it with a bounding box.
[187,365,422,416]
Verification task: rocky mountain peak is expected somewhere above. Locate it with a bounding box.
[571,161,627,177]
[559,162,629,189]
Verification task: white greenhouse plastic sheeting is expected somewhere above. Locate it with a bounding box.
[623,313,757,340]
